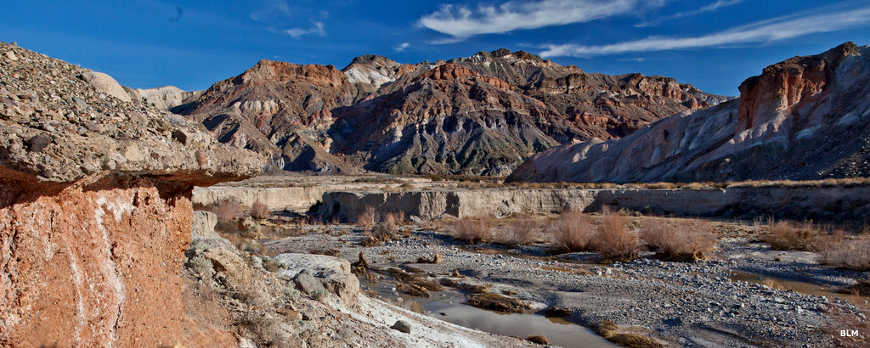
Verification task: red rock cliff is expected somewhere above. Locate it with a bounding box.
[737,42,860,131]
[0,42,264,347]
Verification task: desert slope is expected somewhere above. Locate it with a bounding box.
[507,42,870,183]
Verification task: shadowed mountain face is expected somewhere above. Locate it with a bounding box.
[172,49,727,176]
[507,42,870,183]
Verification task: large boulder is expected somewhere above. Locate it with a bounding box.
[0,41,264,347]
[79,70,132,103]
[274,253,360,307]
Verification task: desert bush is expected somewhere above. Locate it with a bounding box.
[820,237,870,271]
[356,206,377,228]
[452,217,493,244]
[493,218,538,246]
[553,211,596,251]
[641,220,717,261]
[591,214,640,261]
[212,198,243,224]
[383,211,406,230]
[250,200,270,219]
[764,220,823,251]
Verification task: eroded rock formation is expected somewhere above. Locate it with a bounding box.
[173,48,726,176]
[508,42,870,183]
[0,42,264,347]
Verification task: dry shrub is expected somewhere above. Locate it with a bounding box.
[501,218,537,245]
[383,211,406,230]
[820,237,870,271]
[452,217,493,244]
[356,206,377,228]
[591,214,640,261]
[764,220,823,251]
[596,320,664,348]
[212,198,243,224]
[641,220,717,261]
[553,211,596,252]
[250,200,270,219]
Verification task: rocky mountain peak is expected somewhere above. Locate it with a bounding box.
[737,41,861,132]
[344,54,398,68]
[418,63,512,90]
[238,59,345,87]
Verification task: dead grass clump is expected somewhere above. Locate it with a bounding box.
[553,211,596,252]
[362,223,395,247]
[820,237,870,271]
[356,206,377,228]
[596,321,664,348]
[250,200,270,219]
[466,292,531,313]
[591,214,640,261]
[764,220,823,251]
[452,217,493,244]
[212,198,243,224]
[641,220,717,261]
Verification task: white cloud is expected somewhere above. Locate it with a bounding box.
[636,0,742,27]
[540,5,870,57]
[419,0,664,43]
[285,21,326,38]
[249,0,291,22]
[394,42,411,52]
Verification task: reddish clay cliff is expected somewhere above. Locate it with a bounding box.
[0,42,264,347]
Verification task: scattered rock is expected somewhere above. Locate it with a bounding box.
[526,336,549,345]
[25,133,51,152]
[390,320,411,334]
[417,252,443,264]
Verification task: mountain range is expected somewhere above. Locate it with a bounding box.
[140,49,726,176]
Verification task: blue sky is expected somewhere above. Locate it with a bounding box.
[3,0,869,96]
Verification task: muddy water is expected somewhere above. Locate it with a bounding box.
[424,300,617,348]
[730,271,867,306]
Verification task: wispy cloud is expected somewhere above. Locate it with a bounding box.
[540,5,870,57]
[284,21,326,38]
[394,42,411,52]
[419,0,664,43]
[636,0,742,27]
[249,0,291,23]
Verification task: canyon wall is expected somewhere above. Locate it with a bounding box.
[317,185,870,223]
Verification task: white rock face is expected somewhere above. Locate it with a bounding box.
[80,70,132,102]
[134,86,196,110]
[344,67,396,89]
[192,210,218,239]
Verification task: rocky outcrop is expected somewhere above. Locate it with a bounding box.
[508,42,870,183]
[134,85,201,111]
[79,70,132,103]
[0,42,264,347]
[175,48,725,176]
[275,253,360,307]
